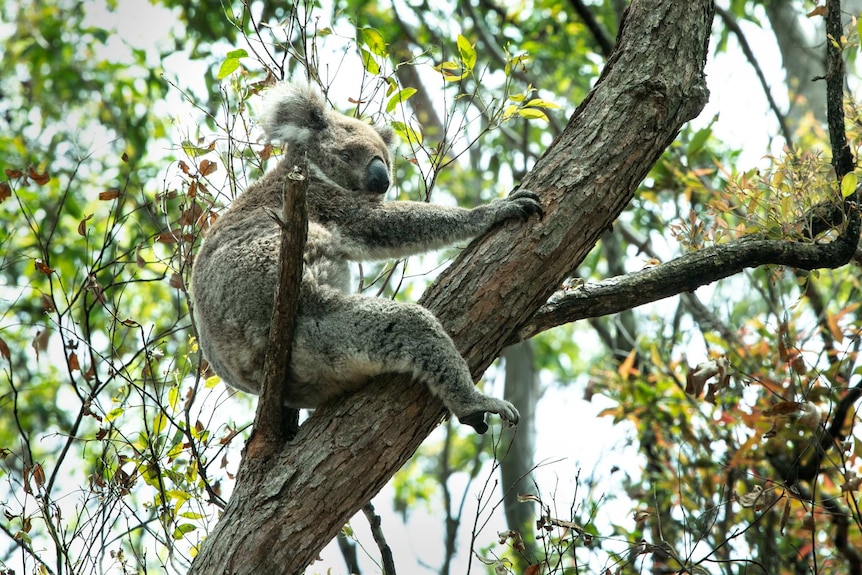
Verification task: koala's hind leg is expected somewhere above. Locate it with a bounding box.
[295,295,519,434]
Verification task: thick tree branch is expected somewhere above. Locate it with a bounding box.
[515,226,859,343]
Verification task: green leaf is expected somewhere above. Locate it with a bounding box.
[502,104,518,120]
[216,58,240,79]
[386,87,417,113]
[841,172,857,198]
[217,49,249,80]
[172,523,197,540]
[152,412,167,434]
[105,407,125,422]
[181,141,213,157]
[392,121,423,145]
[516,108,549,121]
[457,34,476,70]
[688,126,712,157]
[225,48,248,59]
[525,98,561,109]
[361,28,387,57]
[360,48,380,75]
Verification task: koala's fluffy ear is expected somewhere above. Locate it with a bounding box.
[375,125,395,149]
[258,81,328,144]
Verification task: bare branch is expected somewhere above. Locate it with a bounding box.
[716,6,793,145]
[362,503,396,575]
[567,0,616,57]
[247,150,308,457]
[516,228,859,343]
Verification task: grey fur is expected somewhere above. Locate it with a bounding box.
[191,81,542,434]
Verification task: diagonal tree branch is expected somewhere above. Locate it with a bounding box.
[515,225,860,343]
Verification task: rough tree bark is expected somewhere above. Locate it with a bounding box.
[187,1,715,573]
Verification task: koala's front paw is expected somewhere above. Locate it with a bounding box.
[457,399,520,434]
[500,189,543,222]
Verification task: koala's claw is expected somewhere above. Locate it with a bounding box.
[507,189,544,220]
[459,412,490,434]
[458,399,520,434]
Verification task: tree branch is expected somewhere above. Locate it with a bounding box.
[362,502,396,575]
[716,6,793,145]
[247,150,307,458]
[515,228,859,343]
[567,0,616,57]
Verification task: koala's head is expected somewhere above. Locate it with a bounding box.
[258,81,395,195]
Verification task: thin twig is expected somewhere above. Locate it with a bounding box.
[362,503,396,575]
[568,0,616,57]
[716,6,793,146]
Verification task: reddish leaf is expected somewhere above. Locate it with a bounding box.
[763,401,803,417]
[23,466,33,494]
[259,143,273,161]
[155,232,178,244]
[0,337,9,361]
[617,348,639,379]
[34,260,54,275]
[68,351,80,371]
[178,160,190,174]
[77,213,93,236]
[169,273,184,289]
[807,5,827,17]
[32,463,45,489]
[779,495,791,535]
[4,168,23,179]
[32,329,50,359]
[41,294,55,312]
[28,166,50,185]
[180,203,203,226]
[199,159,218,176]
[99,189,120,201]
[0,181,11,203]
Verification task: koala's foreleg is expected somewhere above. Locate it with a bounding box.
[293,294,519,433]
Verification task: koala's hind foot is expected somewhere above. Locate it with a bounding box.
[456,397,520,434]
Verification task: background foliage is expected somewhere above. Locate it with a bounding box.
[1,1,861,574]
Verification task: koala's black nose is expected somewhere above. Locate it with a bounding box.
[365,157,390,194]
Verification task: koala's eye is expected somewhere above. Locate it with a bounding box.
[339,151,351,162]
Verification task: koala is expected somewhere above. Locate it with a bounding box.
[190,81,542,434]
